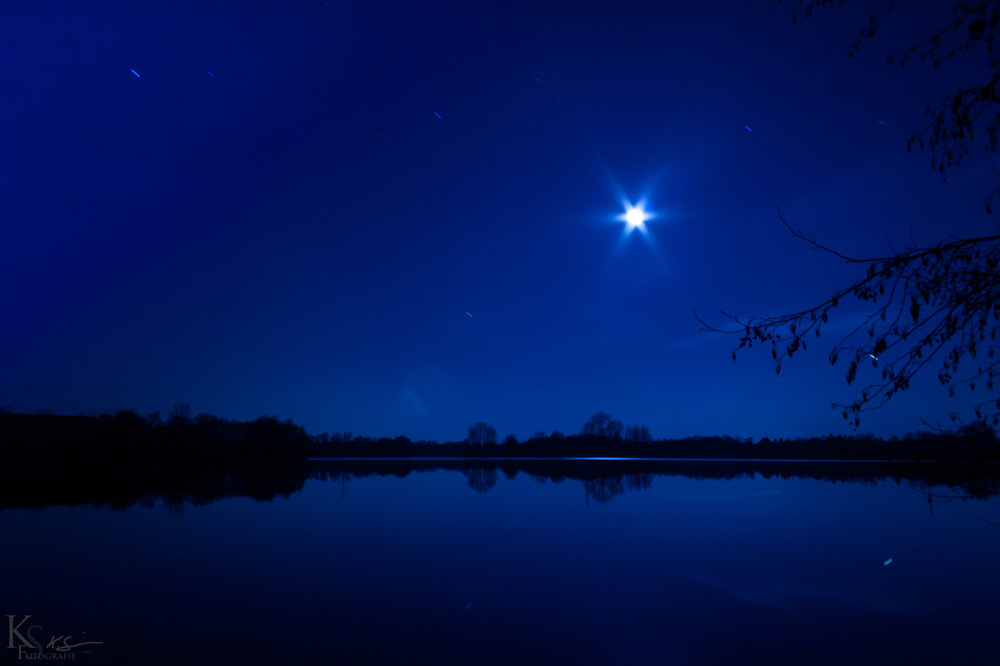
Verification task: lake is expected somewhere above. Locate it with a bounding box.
[2,460,999,665]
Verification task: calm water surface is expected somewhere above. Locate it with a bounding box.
[2,465,999,665]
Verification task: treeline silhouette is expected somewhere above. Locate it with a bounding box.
[0,409,310,511]
[2,408,310,464]
[5,408,999,465]
[3,407,999,510]
[5,408,1000,465]
[309,430,1000,463]
[307,410,1000,461]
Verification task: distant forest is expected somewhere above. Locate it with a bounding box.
[2,406,999,511]
[2,406,999,465]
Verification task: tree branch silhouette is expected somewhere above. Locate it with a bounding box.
[788,0,1000,209]
[697,211,1000,427]
[702,2,1000,427]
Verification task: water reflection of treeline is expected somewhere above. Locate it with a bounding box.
[309,459,1000,503]
[3,455,997,510]
[3,411,999,509]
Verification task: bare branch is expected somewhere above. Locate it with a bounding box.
[699,214,1000,427]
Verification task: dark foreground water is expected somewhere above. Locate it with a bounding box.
[2,461,999,665]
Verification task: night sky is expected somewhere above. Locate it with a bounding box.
[3,0,997,442]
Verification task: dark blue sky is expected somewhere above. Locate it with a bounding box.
[3,0,996,441]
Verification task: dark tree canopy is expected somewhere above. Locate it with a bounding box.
[700,2,1000,428]
[625,423,653,442]
[467,421,498,446]
[582,411,624,439]
[168,402,192,425]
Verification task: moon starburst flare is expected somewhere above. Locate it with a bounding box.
[617,200,653,234]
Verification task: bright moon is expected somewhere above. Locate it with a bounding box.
[618,200,651,234]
